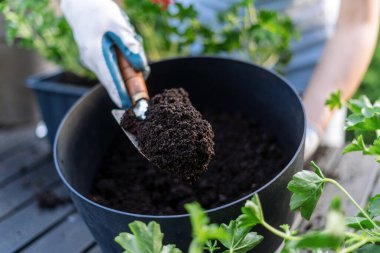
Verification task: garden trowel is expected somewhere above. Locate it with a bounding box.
[111,49,150,160]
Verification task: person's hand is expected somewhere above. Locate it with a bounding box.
[304,124,321,160]
[61,0,149,108]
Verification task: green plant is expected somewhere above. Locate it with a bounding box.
[327,91,380,162]
[125,0,298,68]
[200,0,298,69]
[0,0,297,78]
[116,161,380,252]
[0,0,93,78]
[115,93,380,252]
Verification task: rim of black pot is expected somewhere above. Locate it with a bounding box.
[54,56,306,219]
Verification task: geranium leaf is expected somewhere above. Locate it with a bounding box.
[287,168,325,220]
[238,194,264,228]
[219,220,263,253]
[368,194,380,218]
[115,221,182,253]
[325,90,342,110]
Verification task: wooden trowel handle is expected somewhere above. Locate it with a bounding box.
[116,49,149,105]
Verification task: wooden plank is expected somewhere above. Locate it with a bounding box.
[0,125,37,159]
[299,152,380,232]
[0,186,74,253]
[0,161,59,220]
[0,138,51,186]
[306,146,343,173]
[22,213,94,253]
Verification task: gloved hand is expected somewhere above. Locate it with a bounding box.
[304,124,321,160]
[61,0,149,108]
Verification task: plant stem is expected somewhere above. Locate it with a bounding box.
[261,220,300,241]
[341,238,369,253]
[345,231,362,239]
[324,178,380,231]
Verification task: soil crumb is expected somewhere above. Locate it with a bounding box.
[121,88,215,182]
[91,111,288,215]
[38,190,71,209]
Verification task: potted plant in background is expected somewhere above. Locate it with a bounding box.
[0,0,296,143]
[0,13,52,126]
[0,0,95,142]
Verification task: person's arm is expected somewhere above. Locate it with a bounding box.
[303,0,380,133]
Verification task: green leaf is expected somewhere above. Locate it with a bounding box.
[162,245,183,253]
[355,244,380,252]
[325,90,343,110]
[287,168,325,220]
[368,194,380,218]
[343,135,368,154]
[281,240,299,253]
[346,112,380,131]
[204,240,219,253]
[115,221,182,253]
[296,198,345,250]
[219,221,263,253]
[348,96,372,114]
[345,95,380,132]
[185,202,226,242]
[238,194,264,228]
[345,216,380,230]
[343,136,380,162]
[310,161,325,179]
[296,232,342,250]
[185,203,226,253]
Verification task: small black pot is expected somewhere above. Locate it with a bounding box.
[55,57,305,252]
[27,71,95,143]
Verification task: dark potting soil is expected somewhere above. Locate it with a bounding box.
[121,88,215,182]
[90,111,288,215]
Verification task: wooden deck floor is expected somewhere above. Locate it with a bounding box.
[0,125,379,253]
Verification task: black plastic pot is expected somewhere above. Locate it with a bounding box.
[27,71,94,143]
[55,57,305,252]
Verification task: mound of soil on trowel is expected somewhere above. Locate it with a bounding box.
[91,110,288,215]
[121,88,215,182]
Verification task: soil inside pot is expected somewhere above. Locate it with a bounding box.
[121,88,215,182]
[90,111,288,215]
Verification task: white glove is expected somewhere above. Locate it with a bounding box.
[61,0,149,108]
[304,124,321,161]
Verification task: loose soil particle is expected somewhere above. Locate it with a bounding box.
[38,190,71,209]
[121,88,215,182]
[91,111,288,215]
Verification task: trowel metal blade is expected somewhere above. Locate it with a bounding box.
[111,109,142,154]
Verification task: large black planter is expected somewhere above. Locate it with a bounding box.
[55,57,305,252]
[27,71,94,143]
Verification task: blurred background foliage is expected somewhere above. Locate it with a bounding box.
[0,0,297,78]
[0,0,378,99]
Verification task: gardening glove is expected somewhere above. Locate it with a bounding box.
[61,0,149,108]
[304,124,321,161]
